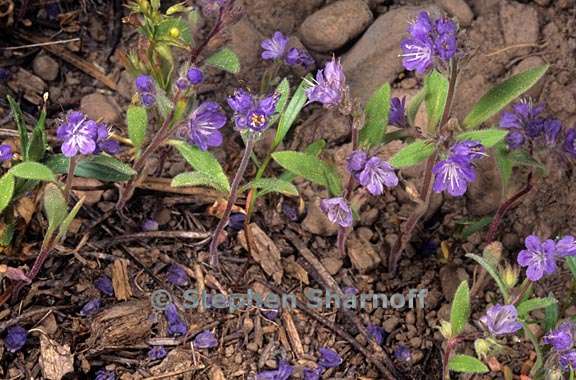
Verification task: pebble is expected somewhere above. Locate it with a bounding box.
[302,198,339,236]
[382,316,400,332]
[321,256,343,275]
[247,342,259,352]
[80,93,122,124]
[32,54,59,81]
[405,311,416,325]
[300,0,373,52]
[435,0,474,26]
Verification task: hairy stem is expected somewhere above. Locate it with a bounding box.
[209,134,256,267]
[338,114,359,258]
[442,338,458,380]
[63,156,78,203]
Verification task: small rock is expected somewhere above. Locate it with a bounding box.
[435,0,474,26]
[346,233,381,272]
[439,265,469,300]
[228,19,263,79]
[321,256,343,275]
[302,198,339,236]
[290,110,351,150]
[466,157,502,216]
[71,178,104,205]
[300,0,373,52]
[32,54,59,81]
[383,316,400,332]
[247,342,259,352]
[565,305,576,317]
[80,93,122,124]
[500,2,539,54]
[526,323,543,339]
[405,311,416,325]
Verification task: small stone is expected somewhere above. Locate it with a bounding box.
[346,233,381,272]
[300,0,373,52]
[247,342,259,352]
[526,323,543,339]
[565,305,576,317]
[71,178,104,205]
[435,0,474,26]
[229,19,263,79]
[32,54,59,81]
[439,265,469,300]
[80,93,122,124]
[302,198,339,236]
[409,337,422,347]
[405,311,416,325]
[383,316,400,333]
[465,158,502,216]
[321,256,343,275]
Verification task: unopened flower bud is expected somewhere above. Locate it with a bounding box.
[474,338,491,359]
[438,320,452,339]
[500,263,520,288]
[483,241,503,267]
[169,27,181,38]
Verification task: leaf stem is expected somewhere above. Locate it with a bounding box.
[63,156,78,203]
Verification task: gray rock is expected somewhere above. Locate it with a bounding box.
[500,2,539,54]
[346,233,381,272]
[80,93,122,124]
[300,0,373,52]
[32,54,59,81]
[290,110,350,150]
[228,19,264,77]
[435,0,474,26]
[302,198,339,236]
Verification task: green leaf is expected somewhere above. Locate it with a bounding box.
[517,297,557,317]
[279,139,326,183]
[205,48,240,74]
[46,155,136,182]
[7,95,29,159]
[389,139,435,168]
[406,89,425,128]
[155,90,173,119]
[56,197,85,241]
[455,128,508,148]
[272,151,342,196]
[494,141,513,189]
[448,355,489,374]
[463,65,549,129]
[157,18,193,44]
[127,105,149,151]
[359,83,391,148]
[566,257,576,281]
[458,216,493,239]
[27,106,47,162]
[244,178,299,197]
[0,173,15,214]
[43,183,67,236]
[269,78,290,125]
[273,75,312,148]
[544,294,559,332]
[450,281,470,336]
[0,221,15,247]
[171,171,229,193]
[424,70,449,132]
[523,323,544,374]
[466,253,510,300]
[10,162,55,182]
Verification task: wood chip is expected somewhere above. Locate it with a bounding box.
[281,311,304,359]
[239,223,283,283]
[111,259,132,301]
[39,334,74,380]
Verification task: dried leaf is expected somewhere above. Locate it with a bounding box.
[39,334,74,380]
[15,196,36,224]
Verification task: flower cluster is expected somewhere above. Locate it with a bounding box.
[432,140,485,197]
[261,31,314,68]
[193,330,218,349]
[320,197,353,228]
[479,304,522,337]
[306,57,346,108]
[164,304,187,337]
[228,89,279,132]
[57,111,119,158]
[347,151,399,196]
[186,101,227,151]
[176,67,204,91]
[543,321,576,371]
[517,234,576,282]
[135,74,156,108]
[401,11,458,74]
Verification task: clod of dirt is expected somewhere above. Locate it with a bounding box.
[299,0,373,52]
[439,264,469,301]
[32,54,59,82]
[436,0,474,26]
[465,157,502,217]
[290,110,351,150]
[80,93,122,124]
[229,18,264,79]
[499,1,539,56]
[302,198,339,236]
[346,232,381,272]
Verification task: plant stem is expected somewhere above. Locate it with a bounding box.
[442,337,459,380]
[338,114,359,258]
[63,156,78,202]
[209,133,256,268]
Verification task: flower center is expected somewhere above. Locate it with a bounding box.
[250,113,266,129]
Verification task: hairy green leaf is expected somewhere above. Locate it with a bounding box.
[0,173,15,214]
[171,171,229,194]
[10,162,56,182]
[127,105,149,152]
[466,253,510,300]
[205,48,240,74]
[46,155,136,182]
[56,197,85,241]
[273,75,312,148]
[448,355,489,373]
[243,178,299,197]
[43,183,67,236]
[424,70,449,132]
[389,139,435,168]
[359,83,391,148]
[455,128,508,148]
[450,281,470,336]
[517,297,557,317]
[6,95,28,159]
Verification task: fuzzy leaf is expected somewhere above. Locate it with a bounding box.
[273,75,312,148]
[448,355,489,373]
[46,155,136,182]
[205,48,240,74]
[0,173,15,214]
[43,183,67,236]
[10,162,56,182]
[268,78,291,127]
[272,151,342,196]
[406,89,425,128]
[424,70,449,132]
[566,257,576,281]
[493,141,514,189]
[127,105,148,151]
[359,83,391,148]
[7,95,28,159]
[517,297,557,317]
[56,196,85,241]
[463,65,549,129]
[544,294,559,332]
[244,178,299,197]
[389,139,435,168]
[466,253,510,300]
[450,281,470,336]
[171,171,229,193]
[27,107,47,162]
[455,128,508,148]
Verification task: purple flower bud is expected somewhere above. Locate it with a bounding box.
[564,128,576,158]
[187,101,227,151]
[193,330,218,349]
[505,130,525,149]
[5,325,27,352]
[228,212,245,231]
[285,48,314,68]
[306,57,345,108]
[389,97,407,128]
[228,89,254,114]
[517,235,557,282]
[80,298,101,316]
[187,67,203,85]
[164,304,187,337]
[303,366,323,380]
[434,19,458,61]
[357,157,399,196]
[95,123,120,155]
[320,197,353,228]
[140,93,156,108]
[543,118,562,146]
[556,235,576,257]
[57,111,98,157]
[543,322,574,352]
[142,219,159,231]
[479,304,523,337]
[95,369,116,380]
[408,11,433,39]
[135,75,155,94]
[432,155,476,197]
[261,31,288,61]
[0,68,10,81]
[367,324,387,346]
[256,360,293,380]
[166,264,189,286]
[95,276,114,296]
[0,144,13,161]
[499,100,546,148]
[148,345,168,360]
[318,347,342,368]
[347,150,368,173]
[394,345,411,362]
[450,140,486,161]
[176,77,190,91]
[559,350,576,370]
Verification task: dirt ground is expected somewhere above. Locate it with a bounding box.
[0,0,575,379]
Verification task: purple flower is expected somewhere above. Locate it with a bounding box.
[408,11,433,39]
[303,367,323,380]
[135,75,156,108]
[148,345,167,360]
[318,347,342,368]
[394,345,411,362]
[432,156,476,197]
[543,118,562,146]
[142,219,159,231]
[166,264,189,286]
[357,157,398,196]
[187,67,203,85]
[285,48,314,68]
[434,19,458,60]
[193,330,218,349]
[187,101,227,151]
[57,111,98,157]
[262,309,279,320]
[5,325,27,352]
[140,93,156,108]
[176,77,190,91]
[261,31,288,60]
[228,88,254,114]
[0,144,13,161]
[505,130,525,149]
[320,197,353,228]
[95,276,114,296]
[80,298,101,316]
[450,140,486,160]
[164,304,187,337]
[95,123,120,155]
[0,68,10,81]
[95,369,116,380]
[479,304,523,337]
[564,128,576,157]
[347,150,368,173]
[544,322,574,352]
[367,324,386,346]
[228,212,246,231]
[306,57,345,108]
[228,90,279,132]
[389,97,407,128]
[401,37,434,74]
[559,350,576,370]
[499,100,545,148]
[256,360,293,380]
[517,235,557,282]
[556,235,576,257]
